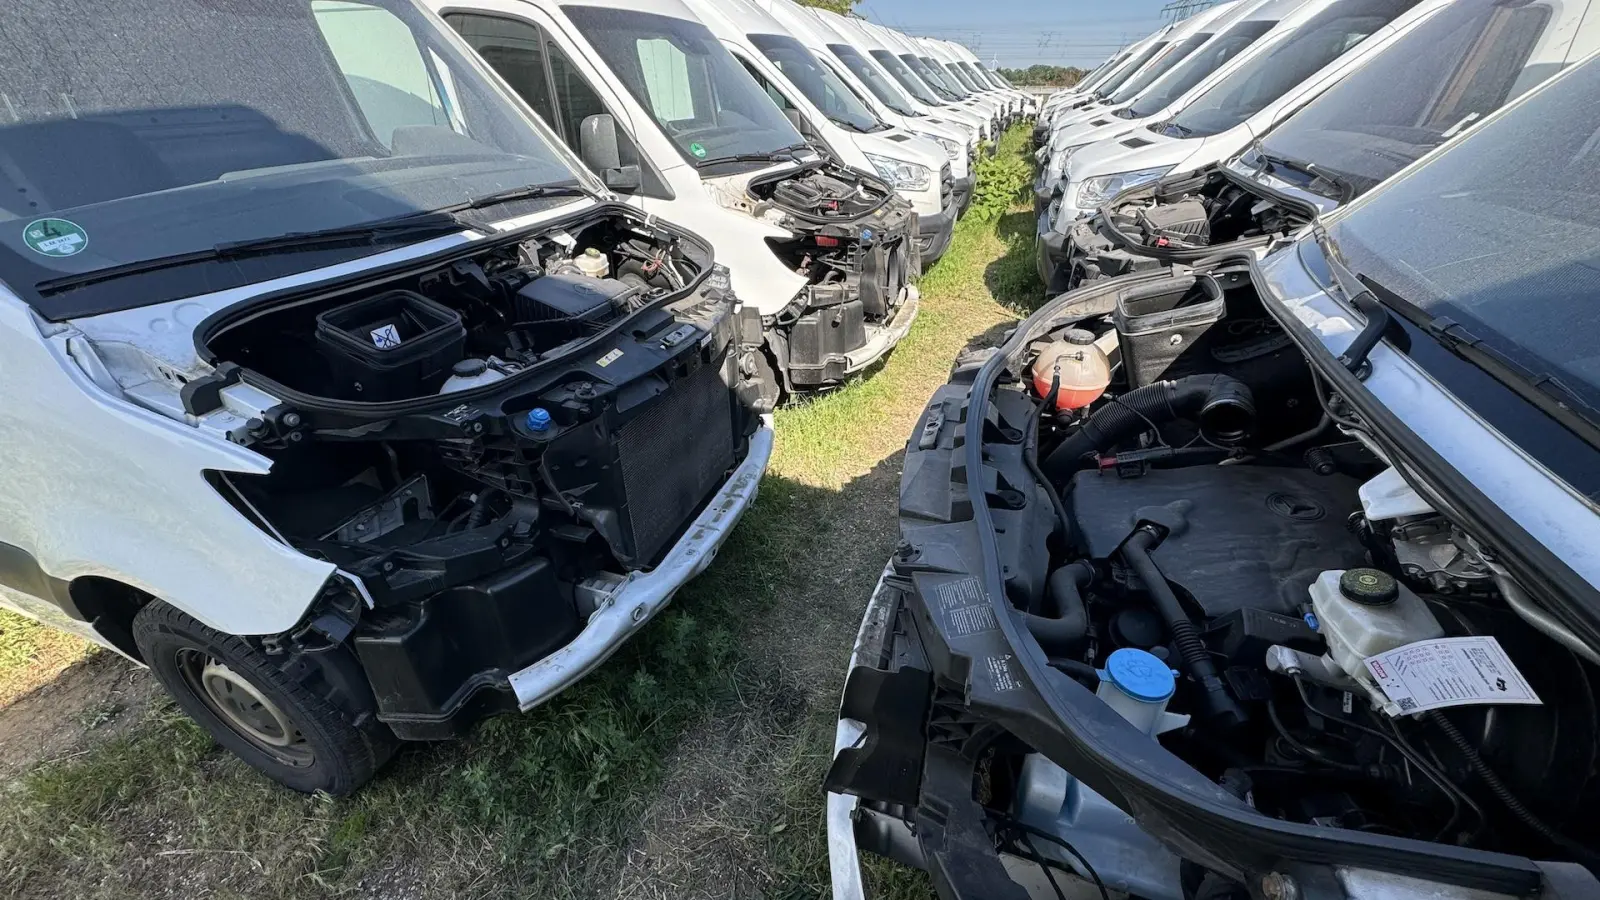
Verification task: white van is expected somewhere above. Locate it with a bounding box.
[1050,0,1600,292]
[431,0,920,398]
[916,38,1017,123]
[944,41,1036,114]
[1037,0,1251,142]
[870,24,1005,137]
[1043,0,1439,277]
[755,0,978,218]
[0,0,772,796]
[810,10,995,145]
[675,0,959,265]
[1038,28,1176,125]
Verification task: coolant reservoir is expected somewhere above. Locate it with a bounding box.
[574,248,610,278]
[1312,568,1444,685]
[1031,329,1111,410]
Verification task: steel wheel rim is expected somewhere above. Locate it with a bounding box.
[177,649,315,767]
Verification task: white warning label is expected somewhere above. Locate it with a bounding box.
[1364,636,1541,716]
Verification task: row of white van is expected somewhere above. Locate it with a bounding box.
[1030,0,1600,294]
[425,0,1034,396]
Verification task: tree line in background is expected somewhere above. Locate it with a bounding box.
[797,0,860,13]
[997,65,1089,86]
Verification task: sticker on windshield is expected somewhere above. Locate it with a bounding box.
[689,142,708,159]
[23,218,88,258]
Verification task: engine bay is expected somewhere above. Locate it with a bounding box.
[836,258,1600,898]
[1054,168,1314,294]
[190,206,759,738]
[747,164,918,388]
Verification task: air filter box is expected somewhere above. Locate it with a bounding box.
[513,274,632,326]
[1136,199,1210,247]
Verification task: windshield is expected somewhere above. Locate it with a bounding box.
[750,33,882,133]
[923,57,973,97]
[946,62,981,92]
[955,62,986,90]
[1125,20,1277,118]
[1092,39,1171,97]
[1258,0,1566,199]
[564,6,803,167]
[901,54,964,100]
[982,65,1014,89]
[1108,32,1212,105]
[0,0,583,317]
[830,43,919,115]
[1325,53,1600,416]
[1167,0,1419,138]
[872,48,945,105]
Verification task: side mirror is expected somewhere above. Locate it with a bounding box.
[604,165,642,193]
[783,107,806,135]
[580,114,641,194]
[579,113,623,172]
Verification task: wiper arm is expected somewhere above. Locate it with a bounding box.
[38,210,468,295]
[1259,150,1356,203]
[696,143,812,169]
[37,183,592,295]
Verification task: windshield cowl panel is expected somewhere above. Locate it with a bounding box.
[0,0,585,317]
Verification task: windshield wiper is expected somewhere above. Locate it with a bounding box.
[38,210,468,295]
[696,142,812,169]
[1318,231,1600,445]
[37,183,592,295]
[1159,120,1194,137]
[1256,147,1356,204]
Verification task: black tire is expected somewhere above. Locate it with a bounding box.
[132,601,396,795]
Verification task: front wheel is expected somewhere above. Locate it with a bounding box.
[132,601,395,795]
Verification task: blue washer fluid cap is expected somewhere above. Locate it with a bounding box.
[526,407,552,432]
[1100,648,1176,703]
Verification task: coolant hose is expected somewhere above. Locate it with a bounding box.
[466,489,501,529]
[1023,561,1094,654]
[1428,711,1600,868]
[1042,374,1256,479]
[1123,528,1245,727]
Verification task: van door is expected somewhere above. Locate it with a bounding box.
[442,4,675,202]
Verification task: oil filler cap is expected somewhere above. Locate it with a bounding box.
[1340,568,1399,606]
[1100,647,1175,703]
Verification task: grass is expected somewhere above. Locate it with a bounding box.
[0,609,94,708]
[0,125,1042,900]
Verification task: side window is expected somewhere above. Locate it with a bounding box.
[737,58,798,112]
[637,39,698,121]
[445,13,558,130]
[313,0,452,148]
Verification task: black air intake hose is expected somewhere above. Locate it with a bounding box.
[1023,561,1094,653]
[1042,374,1256,478]
[1123,527,1246,727]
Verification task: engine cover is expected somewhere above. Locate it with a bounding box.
[1067,466,1367,618]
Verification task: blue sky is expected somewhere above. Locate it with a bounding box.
[856,0,1178,68]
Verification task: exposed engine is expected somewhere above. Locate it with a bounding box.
[748,164,918,388]
[191,206,758,738]
[1055,168,1313,293]
[1003,261,1600,888]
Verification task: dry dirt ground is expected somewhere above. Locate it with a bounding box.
[0,129,1041,900]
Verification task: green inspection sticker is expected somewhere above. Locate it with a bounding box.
[23,218,88,258]
[689,142,707,159]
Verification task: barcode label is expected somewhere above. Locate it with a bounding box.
[1364,636,1540,716]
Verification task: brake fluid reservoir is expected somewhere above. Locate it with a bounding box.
[574,248,610,278]
[1031,329,1111,410]
[1312,568,1444,684]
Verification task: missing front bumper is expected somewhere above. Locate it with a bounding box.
[506,419,774,710]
